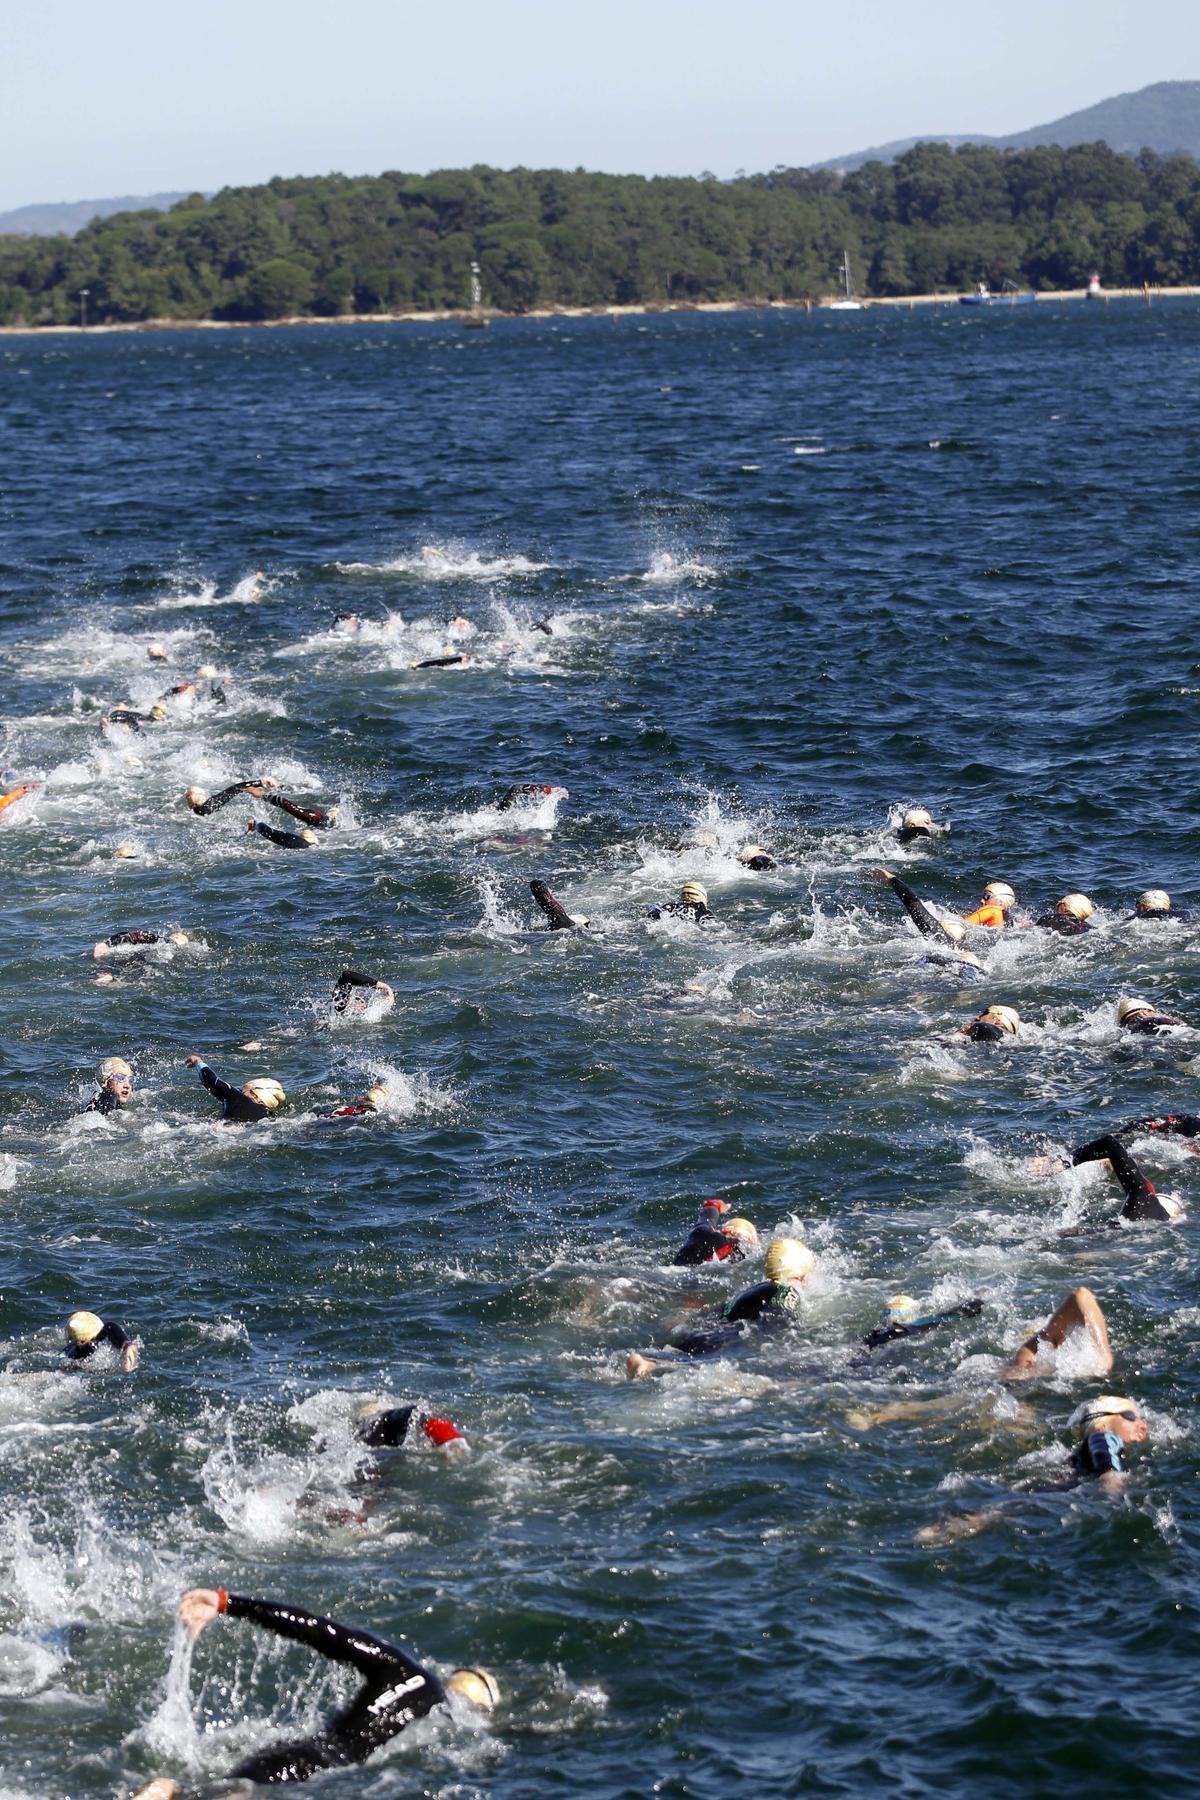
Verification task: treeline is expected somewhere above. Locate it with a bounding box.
[3,141,1200,326]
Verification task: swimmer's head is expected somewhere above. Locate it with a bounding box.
[680,880,708,909]
[149,703,168,722]
[978,1004,1020,1035]
[242,1077,285,1111]
[364,1084,389,1109]
[185,786,207,810]
[196,663,218,679]
[166,931,190,946]
[146,644,168,661]
[94,971,116,985]
[1136,888,1171,916]
[983,881,1017,908]
[764,1237,815,1285]
[699,1197,730,1217]
[447,1667,500,1710]
[881,1294,918,1323]
[1057,893,1094,921]
[92,940,112,960]
[300,828,318,846]
[693,830,718,848]
[739,844,776,868]
[1068,1394,1147,1444]
[723,1216,759,1248]
[901,808,933,832]
[1117,997,1155,1025]
[98,1056,133,1098]
[115,843,138,859]
[67,1310,105,1347]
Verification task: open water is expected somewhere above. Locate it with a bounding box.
[0,302,1198,1798]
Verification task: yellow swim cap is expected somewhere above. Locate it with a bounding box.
[242,1078,285,1110]
[67,1310,104,1346]
[984,882,1016,907]
[149,703,167,721]
[98,1056,133,1082]
[884,1295,917,1320]
[902,808,933,830]
[447,1667,500,1709]
[300,829,319,845]
[1137,889,1171,915]
[981,1004,1020,1034]
[681,880,708,907]
[166,931,190,945]
[739,844,768,861]
[186,786,207,808]
[764,1237,815,1283]
[723,1217,759,1245]
[1068,1394,1139,1437]
[1058,893,1094,920]
[1117,997,1154,1024]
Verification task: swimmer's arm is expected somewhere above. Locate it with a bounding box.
[335,969,381,991]
[186,1057,239,1104]
[220,1594,422,1678]
[265,793,329,826]
[871,868,951,943]
[1073,1135,1165,1219]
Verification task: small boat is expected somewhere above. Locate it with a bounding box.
[959,280,1036,307]
[1086,272,1104,298]
[463,259,489,329]
[823,248,863,311]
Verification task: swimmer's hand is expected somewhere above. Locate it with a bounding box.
[871,866,896,885]
[1027,1154,1069,1177]
[179,1588,224,1638]
[185,1055,202,1068]
[120,1342,140,1372]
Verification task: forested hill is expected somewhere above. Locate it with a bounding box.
[3,141,1200,326]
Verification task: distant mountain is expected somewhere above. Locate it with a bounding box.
[819,80,1200,172]
[0,193,193,237]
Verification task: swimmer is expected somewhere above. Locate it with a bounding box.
[861,1294,983,1350]
[186,779,275,816]
[961,1004,1020,1043]
[146,643,169,662]
[1116,996,1184,1036]
[246,819,318,849]
[93,929,190,959]
[1035,893,1094,935]
[264,792,337,829]
[672,1198,760,1265]
[317,1083,389,1119]
[529,878,590,930]
[410,652,470,669]
[895,806,942,845]
[626,1237,814,1377]
[1068,1133,1183,1222]
[0,780,40,815]
[185,1055,285,1123]
[127,1588,497,1794]
[648,880,710,924]
[872,867,965,946]
[354,1400,468,1454]
[84,1056,134,1114]
[533,617,555,635]
[333,612,361,632]
[104,703,166,732]
[497,782,564,812]
[65,1310,139,1372]
[963,881,1018,929]
[446,614,476,638]
[1130,887,1190,921]
[332,969,395,1016]
[737,844,776,871]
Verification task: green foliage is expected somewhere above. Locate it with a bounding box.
[1,142,1199,325]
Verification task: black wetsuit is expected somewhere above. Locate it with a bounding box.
[1070,1430,1126,1480]
[356,1406,463,1450]
[412,654,467,669]
[84,1085,125,1115]
[1111,1112,1200,1144]
[250,820,313,849]
[265,794,335,829]
[107,708,159,731]
[66,1320,132,1363]
[879,873,956,945]
[196,1063,272,1123]
[741,852,776,871]
[318,1097,378,1119]
[896,824,934,845]
[1035,911,1090,936]
[1070,1134,1175,1221]
[670,1278,799,1358]
[673,1206,747,1266]
[219,1595,446,1784]
[648,900,710,923]
[498,784,552,812]
[861,1298,982,1351]
[530,879,579,930]
[189,782,259,816]
[332,970,384,1015]
[533,618,554,635]
[102,929,164,949]
[1120,1011,1183,1036]
[964,1020,1007,1043]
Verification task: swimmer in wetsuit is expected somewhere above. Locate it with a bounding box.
[626,1237,814,1377]
[185,1056,286,1123]
[497,782,562,812]
[354,1401,468,1454]
[93,929,190,960]
[104,702,167,732]
[128,1589,498,1797]
[737,844,776,871]
[529,879,590,930]
[672,1198,760,1265]
[1116,996,1184,1036]
[186,779,275,816]
[860,1294,983,1351]
[963,881,1017,929]
[317,1084,389,1119]
[961,1004,1020,1043]
[872,868,968,947]
[332,970,395,1017]
[648,880,710,923]
[65,1309,139,1372]
[1068,1133,1183,1222]
[246,819,318,849]
[1130,888,1190,921]
[84,1056,134,1114]
[1035,893,1094,935]
[410,652,470,669]
[895,807,940,846]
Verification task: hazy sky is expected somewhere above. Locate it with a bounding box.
[3,0,1199,208]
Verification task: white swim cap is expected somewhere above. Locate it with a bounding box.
[765,1237,815,1283]
[1067,1394,1140,1437]
[186,786,207,807]
[300,828,319,845]
[1117,997,1154,1024]
[902,808,933,830]
[98,1056,133,1082]
[1137,889,1171,914]
[980,1004,1020,1034]
[447,1666,500,1709]
[242,1078,285,1110]
[882,1294,917,1321]
[67,1310,104,1346]
[681,880,708,907]
[1058,893,1094,920]
[984,881,1016,906]
[115,844,137,859]
[167,931,190,945]
[365,1084,389,1109]
[693,830,718,847]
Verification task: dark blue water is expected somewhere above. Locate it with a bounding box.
[1,304,1199,1799]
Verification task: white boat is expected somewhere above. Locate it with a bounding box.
[1086,272,1103,298]
[823,249,863,310]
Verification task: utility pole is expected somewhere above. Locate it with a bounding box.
[78,288,90,330]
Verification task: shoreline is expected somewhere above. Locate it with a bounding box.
[3,286,1199,337]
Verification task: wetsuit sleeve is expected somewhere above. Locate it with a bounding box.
[191,783,250,816]
[265,793,330,827]
[97,1320,132,1351]
[724,1280,777,1323]
[106,930,159,946]
[335,969,379,990]
[357,1405,417,1448]
[964,1021,1005,1042]
[85,1086,121,1114]
[1074,1135,1168,1220]
[862,1299,982,1350]
[223,1596,427,1682]
[530,880,576,930]
[251,820,310,848]
[673,1226,738,1266]
[197,1062,240,1105]
[883,874,952,943]
[497,785,522,812]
